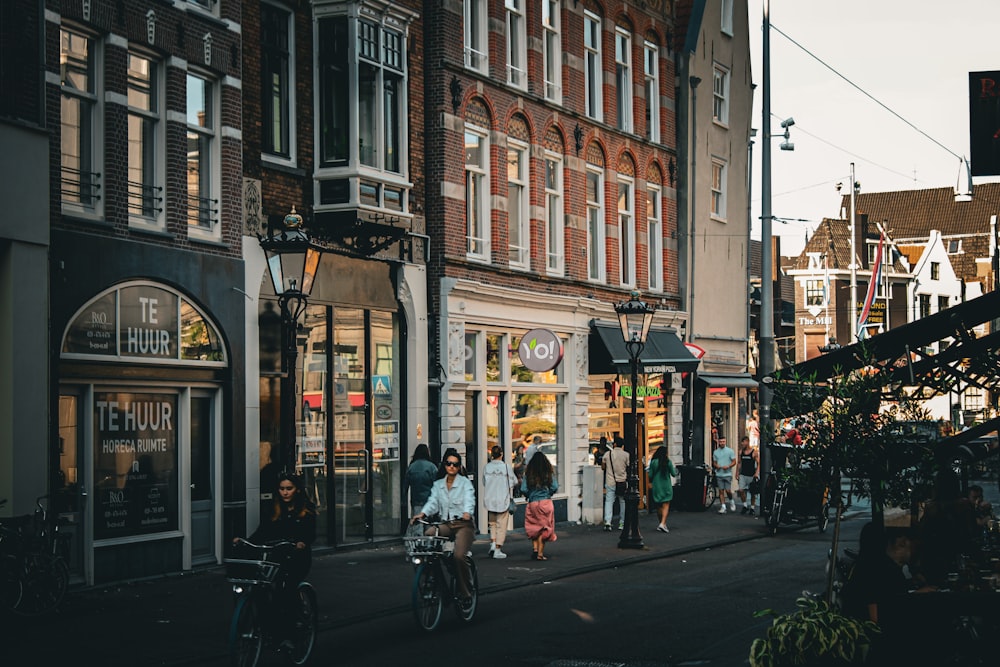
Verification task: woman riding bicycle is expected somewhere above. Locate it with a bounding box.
[234,473,316,615]
[409,448,476,608]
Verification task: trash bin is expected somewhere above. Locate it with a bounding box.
[677,464,709,511]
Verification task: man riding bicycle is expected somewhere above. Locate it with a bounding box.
[409,448,476,608]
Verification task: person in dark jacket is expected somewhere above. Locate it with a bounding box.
[236,471,317,586]
[403,444,438,536]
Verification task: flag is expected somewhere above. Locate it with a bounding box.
[857,234,884,339]
[822,255,831,306]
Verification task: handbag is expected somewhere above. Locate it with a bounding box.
[748,477,761,495]
[610,451,626,496]
[508,498,517,514]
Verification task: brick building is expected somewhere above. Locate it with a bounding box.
[423,0,701,527]
[34,0,247,584]
[238,0,429,550]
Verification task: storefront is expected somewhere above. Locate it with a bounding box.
[440,280,692,529]
[49,231,247,586]
[246,247,428,549]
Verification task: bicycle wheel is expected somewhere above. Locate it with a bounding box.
[817,503,831,533]
[767,489,784,536]
[287,582,317,665]
[453,557,478,623]
[703,478,718,509]
[411,562,442,631]
[14,553,68,616]
[229,595,263,667]
[1,563,22,612]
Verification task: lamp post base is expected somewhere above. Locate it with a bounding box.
[617,489,644,549]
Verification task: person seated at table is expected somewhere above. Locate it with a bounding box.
[843,524,935,663]
[918,470,978,586]
[967,484,994,528]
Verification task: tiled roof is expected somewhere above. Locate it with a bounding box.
[839,183,1000,238]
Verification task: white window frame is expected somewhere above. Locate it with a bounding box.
[261,1,296,165]
[647,184,663,292]
[60,27,103,219]
[587,166,606,283]
[507,140,530,269]
[186,71,220,240]
[126,50,164,231]
[465,125,490,261]
[542,0,562,102]
[618,175,635,287]
[506,0,527,89]
[713,64,729,125]
[711,158,727,221]
[644,41,659,143]
[465,0,488,73]
[545,152,564,276]
[615,27,632,133]
[721,0,734,36]
[314,7,412,221]
[584,11,602,122]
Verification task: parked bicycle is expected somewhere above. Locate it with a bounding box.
[761,444,831,536]
[703,467,719,509]
[0,495,70,615]
[403,518,478,631]
[224,538,317,667]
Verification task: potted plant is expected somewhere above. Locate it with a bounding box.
[749,596,879,667]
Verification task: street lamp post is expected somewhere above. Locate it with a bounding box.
[615,291,655,549]
[259,206,324,473]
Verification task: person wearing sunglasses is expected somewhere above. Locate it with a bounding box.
[410,447,476,606]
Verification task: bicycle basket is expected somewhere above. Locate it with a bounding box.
[224,558,281,585]
[402,536,453,557]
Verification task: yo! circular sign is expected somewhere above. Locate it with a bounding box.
[517,329,564,372]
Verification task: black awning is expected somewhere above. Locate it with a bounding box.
[589,323,700,374]
[698,372,758,389]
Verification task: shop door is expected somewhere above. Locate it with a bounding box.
[57,391,87,584]
[332,309,401,545]
[189,392,216,564]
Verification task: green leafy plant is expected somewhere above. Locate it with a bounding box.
[749,596,879,667]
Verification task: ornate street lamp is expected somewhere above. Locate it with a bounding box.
[259,206,324,473]
[615,290,655,549]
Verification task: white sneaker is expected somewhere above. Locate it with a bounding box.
[729,501,736,512]
[492,549,508,559]
[718,505,727,514]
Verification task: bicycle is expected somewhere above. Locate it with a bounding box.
[224,539,318,667]
[703,467,719,509]
[0,495,70,615]
[762,466,830,536]
[403,519,479,632]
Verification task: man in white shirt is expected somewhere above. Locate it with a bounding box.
[601,437,629,530]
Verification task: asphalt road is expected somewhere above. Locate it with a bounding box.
[311,519,865,667]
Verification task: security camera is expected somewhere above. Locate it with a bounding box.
[780,117,795,128]
[780,141,795,151]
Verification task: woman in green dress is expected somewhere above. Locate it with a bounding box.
[647,446,677,533]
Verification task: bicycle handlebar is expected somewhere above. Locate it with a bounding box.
[233,538,297,550]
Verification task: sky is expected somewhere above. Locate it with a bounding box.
[747,0,1000,257]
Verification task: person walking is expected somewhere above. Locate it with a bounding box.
[736,436,760,516]
[402,444,438,536]
[483,444,518,559]
[521,451,558,560]
[646,446,677,533]
[601,436,629,530]
[746,409,760,448]
[712,436,737,514]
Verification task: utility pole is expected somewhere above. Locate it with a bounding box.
[849,162,858,341]
[759,0,775,483]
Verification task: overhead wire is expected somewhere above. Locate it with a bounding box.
[770,23,965,162]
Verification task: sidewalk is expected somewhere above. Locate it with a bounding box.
[7,504,841,666]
